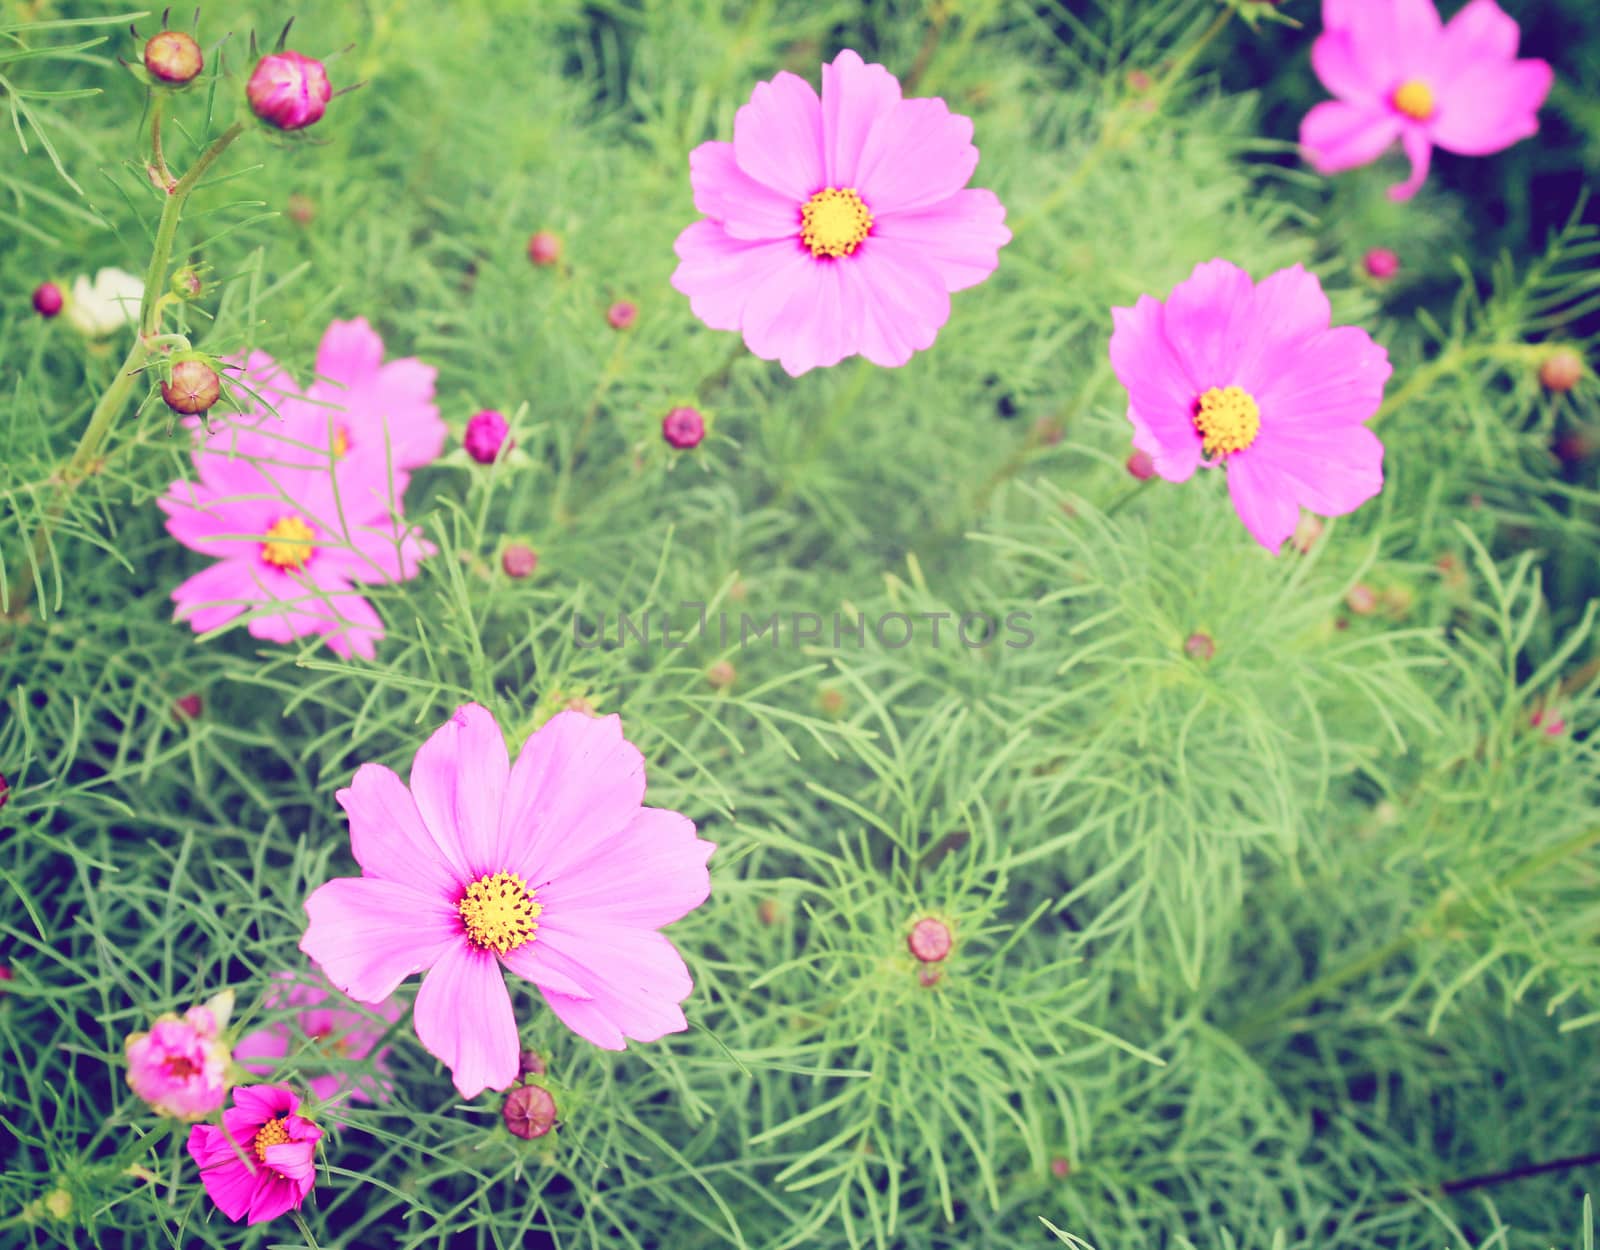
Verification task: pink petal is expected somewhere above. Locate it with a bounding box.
[1246,423,1385,520]
[315,317,383,384]
[231,1084,297,1121]
[171,559,259,635]
[1387,126,1433,201]
[733,71,824,200]
[741,253,852,377]
[534,808,714,929]
[260,1140,316,1185]
[314,519,433,586]
[500,712,647,886]
[1231,265,1337,397]
[1300,100,1401,175]
[1431,59,1551,155]
[1162,259,1256,388]
[412,941,520,1098]
[337,762,468,895]
[1435,0,1519,69]
[158,478,280,559]
[836,242,950,369]
[671,220,801,335]
[820,49,903,187]
[191,1151,256,1222]
[854,97,978,216]
[299,877,459,1003]
[1310,30,1381,105]
[499,940,594,1000]
[536,921,694,1050]
[296,579,386,661]
[689,141,799,241]
[1322,0,1441,88]
[1226,454,1302,554]
[407,704,510,878]
[1108,296,1203,484]
[1256,326,1392,428]
[246,1175,303,1225]
[870,189,1010,293]
[231,1027,290,1075]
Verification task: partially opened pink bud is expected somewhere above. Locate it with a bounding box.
[174,694,203,721]
[662,406,705,449]
[607,300,637,330]
[503,1084,557,1139]
[463,409,511,464]
[248,51,332,131]
[144,31,204,85]
[907,917,953,963]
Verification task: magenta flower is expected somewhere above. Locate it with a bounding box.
[1109,260,1392,554]
[233,971,403,1105]
[160,319,442,658]
[247,51,332,131]
[187,1085,322,1225]
[671,48,1010,376]
[300,705,716,1098]
[1300,0,1552,201]
[124,996,233,1120]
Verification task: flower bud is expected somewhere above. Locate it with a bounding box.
[144,31,204,85]
[1050,1157,1071,1179]
[1184,631,1215,661]
[662,406,705,450]
[161,360,222,416]
[247,51,332,131]
[463,409,511,464]
[707,660,736,690]
[1540,347,1585,394]
[606,300,637,330]
[1530,708,1566,736]
[1291,512,1323,553]
[519,1049,547,1079]
[502,1084,557,1139]
[170,266,204,302]
[1363,248,1400,281]
[1126,449,1155,480]
[907,916,953,963]
[757,899,781,926]
[0,772,8,808]
[918,967,942,987]
[174,694,203,721]
[286,193,315,227]
[43,1189,72,1221]
[32,282,63,318]
[1031,415,1065,447]
[818,687,846,718]
[1344,584,1378,616]
[527,231,561,266]
[501,544,538,579]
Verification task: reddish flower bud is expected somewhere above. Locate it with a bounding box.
[32,282,63,318]
[1184,631,1215,661]
[918,967,943,987]
[662,406,705,450]
[1126,449,1155,480]
[1541,348,1585,394]
[174,694,203,721]
[463,409,511,464]
[161,360,221,416]
[907,917,953,963]
[1344,584,1378,616]
[1363,248,1400,281]
[606,300,637,330]
[518,1049,547,1079]
[501,544,538,579]
[144,31,204,85]
[1291,513,1323,553]
[0,772,8,809]
[170,266,204,302]
[757,899,781,926]
[818,687,846,717]
[1050,1157,1071,1179]
[1127,69,1154,93]
[247,51,332,131]
[527,231,561,266]
[0,966,11,989]
[707,660,736,690]
[286,193,315,227]
[1530,708,1566,737]
[503,1084,557,1139]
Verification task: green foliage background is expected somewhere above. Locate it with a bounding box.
[3,0,1600,1246]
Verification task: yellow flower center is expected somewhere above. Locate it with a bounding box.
[801,187,873,258]
[253,1117,290,1163]
[260,516,316,571]
[1392,80,1434,121]
[1193,386,1262,458]
[458,871,542,955]
[332,426,350,459]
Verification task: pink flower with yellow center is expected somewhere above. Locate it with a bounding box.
[672,48,1010,376]
[233,970,403,1106]
[299,705,715,1098]
[1300,0,1552,201]
[187,1084,322,1225]
[1109,259,1392,554]
[124,997,233,1121]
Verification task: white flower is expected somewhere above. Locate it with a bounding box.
[65,267,144,338]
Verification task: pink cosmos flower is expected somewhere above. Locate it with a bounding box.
[125,997,233,1120]
[671,48,1010,376]
[159,319,443,658]
[187,1084,322,1225]
[1300,0,1552,201]
[233,971,404,1106]
[299,705,716,1098]
[1109,259,1392,554]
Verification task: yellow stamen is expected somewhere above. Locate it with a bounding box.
[801,187,873,258]
[260,516,316,571]
[458,871,542,955]
[1392,80,1434,121]
[332,426,350,459]
[253,1117,290,1163]
[1193,386,1262,458]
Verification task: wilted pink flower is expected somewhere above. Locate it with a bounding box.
[300,705,716,1097]
[187,1085,322,1225]
[233,971,404,1105]
[1109,260,1391,554]
[672,49,1010,376]
[463,410,511,464]
[247,51,332,131]
[1300,0,1552,201]
[125,995,233,1120]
